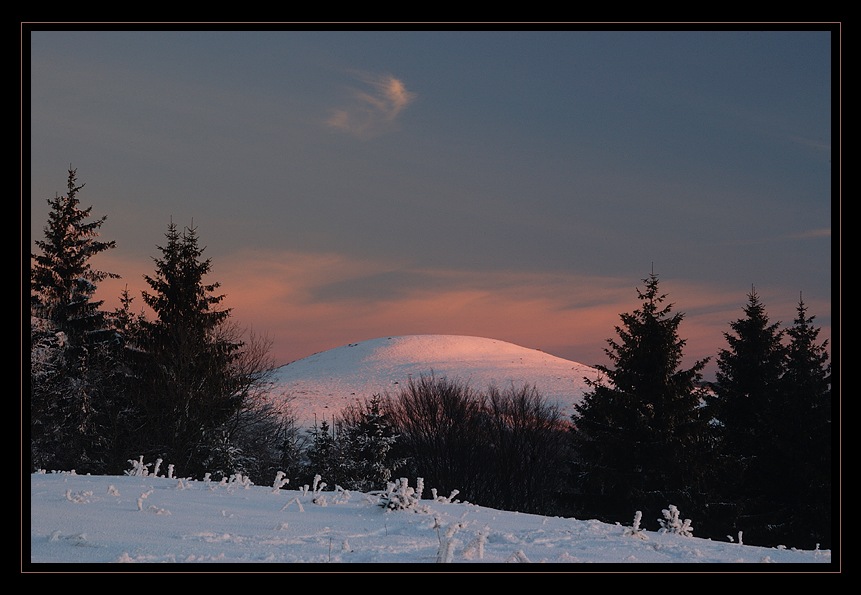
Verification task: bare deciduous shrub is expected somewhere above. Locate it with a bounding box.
[385,374,570,515]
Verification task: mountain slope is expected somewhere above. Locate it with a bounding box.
[269,335,602,428]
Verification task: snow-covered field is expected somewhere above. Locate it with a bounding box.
[28,471,832,566]
[270,334,602,429]
[26,334,836,569]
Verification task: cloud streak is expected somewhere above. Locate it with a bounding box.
[790,228,831,239]
[326,72,416,138]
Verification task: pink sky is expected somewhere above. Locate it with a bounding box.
[91,249,832,382]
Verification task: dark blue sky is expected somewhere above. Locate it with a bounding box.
[27,27,835,377]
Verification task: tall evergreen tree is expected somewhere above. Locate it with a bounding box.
[774,295,832,548]
[569,272,712,529]
[132,222,245,479]
[30,168,121,473]
[708,288,788,545]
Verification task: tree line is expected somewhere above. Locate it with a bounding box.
[28,168,833,550]
[30,168,297,482]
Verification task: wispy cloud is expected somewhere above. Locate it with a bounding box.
[789,228,831,239]
[787,134,831,154]
[726,227,831,246]
[326,72,416,138]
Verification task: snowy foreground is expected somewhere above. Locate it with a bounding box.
[28,472,833,568]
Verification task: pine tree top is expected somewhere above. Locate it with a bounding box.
[31,167,118,336]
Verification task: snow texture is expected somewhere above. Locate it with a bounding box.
[28,471,832,567]
[26,335,836,569]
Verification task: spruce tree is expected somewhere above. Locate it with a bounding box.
[708,288,788,545]
[304,419,339,486]
[776,296,832,548]
[30,167,121,473]
[569,272,712,528]
[110,285,145,344]
[31,167,119,340]
[338,394,404,492]
[133,222,244,479]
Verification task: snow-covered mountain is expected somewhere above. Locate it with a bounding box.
[269,335,602,429]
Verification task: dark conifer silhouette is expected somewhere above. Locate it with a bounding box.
[30,168,121,473]
[707,288,788,544]
[569,272,712,528]
[130,222,248,479]
[776,296,832,548]
[31,167,119,340]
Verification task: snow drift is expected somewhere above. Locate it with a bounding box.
[28,472,832,565]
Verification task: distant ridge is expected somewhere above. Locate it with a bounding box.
[269,335,601,428]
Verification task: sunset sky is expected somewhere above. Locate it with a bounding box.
[26,27,836,380]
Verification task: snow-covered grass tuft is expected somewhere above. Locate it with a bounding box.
[136,490,153,511]
[65,489,93,503]
[433,515,467,563]
[625,510,648,540]
[124,456,177,479]
[271,471,289,492]
[461,525,490,560]
[507,549,531,563]
[280,496,305,512]
[125,456,151,477]
[430,487,460,503]
[225,473,253,492]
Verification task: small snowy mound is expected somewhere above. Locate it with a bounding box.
[270,335,601,428]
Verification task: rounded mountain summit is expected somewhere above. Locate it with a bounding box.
[269,335,601,428]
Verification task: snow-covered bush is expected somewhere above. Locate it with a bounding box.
[125,456,151,477]
[124,456,175,478]
[379,477,430,511]
[378,477,461,511]
[658,505,693,537]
